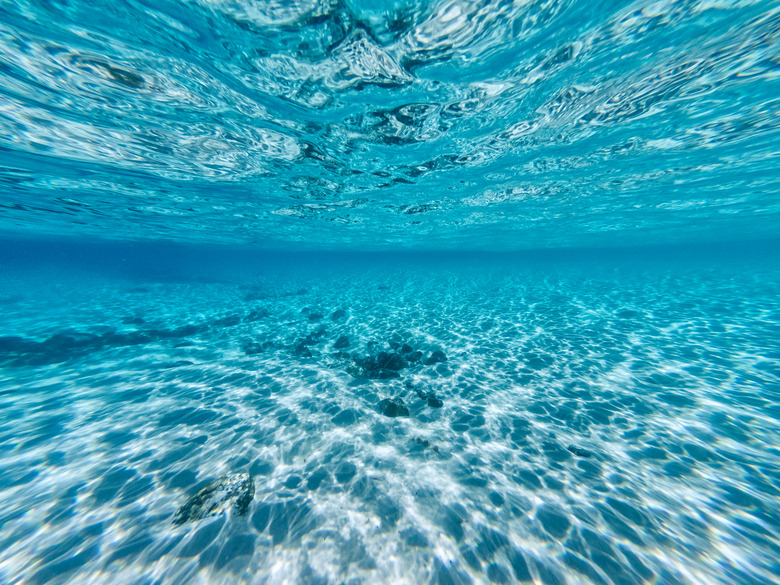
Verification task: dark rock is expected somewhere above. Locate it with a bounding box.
[122,316,145,325]
[410,382,444,408]
[292,343,312,358]
[348,350,407,379]
[567,445,594,458]
[424,350,447,365]
[378,285,390,290]
[405,350,423,362]
[389,341,401,350]
[400,344,413,354]
[244,309,269,322]
[300,327,328,346]
[243,341,264,355]
[333,351,351,359]
[308,313,323,322]
[331,309,347,321]
[376,352,407,370]
[427,395,444,408]
[174,473,254,525]
[334,336,350,349]
[379,398,409,418]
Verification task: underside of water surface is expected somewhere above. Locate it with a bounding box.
[1,0,780,584]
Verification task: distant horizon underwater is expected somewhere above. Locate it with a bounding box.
[1,1,780,585]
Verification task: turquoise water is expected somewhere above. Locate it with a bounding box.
[1,1,780,584]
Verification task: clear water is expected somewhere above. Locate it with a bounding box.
[1,1,779,585]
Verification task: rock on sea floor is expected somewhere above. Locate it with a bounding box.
[378,397,410,417]
[173,473,254,525]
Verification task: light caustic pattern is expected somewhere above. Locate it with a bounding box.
[0,259,778,585]
[0,0,779,249]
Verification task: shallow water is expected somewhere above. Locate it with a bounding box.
[2,0,780,583]
[1,246,779,585]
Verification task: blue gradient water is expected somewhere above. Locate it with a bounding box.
[1,1,779,584]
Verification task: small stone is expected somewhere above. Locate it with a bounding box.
[427,395,444,408]
[331,309,346,321]
[424,350,447,365]
[400,344,413,354]
[567,445,593,458]
[173,473,254,525]
[379,398,409,417]
[406,350,423,362]
[334,335,350,349]
[308,312,323,321]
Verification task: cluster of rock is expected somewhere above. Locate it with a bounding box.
[407,380,444,408]
[347,342,447,380]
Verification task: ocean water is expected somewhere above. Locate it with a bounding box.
[1,1,780,585]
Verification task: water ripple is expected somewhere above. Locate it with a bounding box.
[0,0,779,247]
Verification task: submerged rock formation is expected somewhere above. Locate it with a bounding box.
[379,397,410,417]
[173,473,254,525]
[407,381,444,407]
[566,445,593,458]
[349,351,407,379]
[424,350,447,365]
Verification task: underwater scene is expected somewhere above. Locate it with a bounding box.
[1,0,779,584]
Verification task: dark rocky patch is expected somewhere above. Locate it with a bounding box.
[334,335,350,349]
[243,341,262,355]
[308,312,323,321]
[348,351,407,379]
[426,395,444,407]
[379,397,409,417]
[122,316,145,325]
[244,308,269,322]
[300,326,328,346]
[376,351,407,370]
[405,350,423,362]
[292,342,313,358]
[0,317,233,366]
[424,350,447,365]
[407,381,444,407]
[331,309,347,320]
[400,344,413,354]
[567,445,594,458]
[243,340,275,355]
[174,473,254,525]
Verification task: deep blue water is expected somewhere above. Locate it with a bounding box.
[1,1,780,584]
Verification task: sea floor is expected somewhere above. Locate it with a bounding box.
[0,255,779,585]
